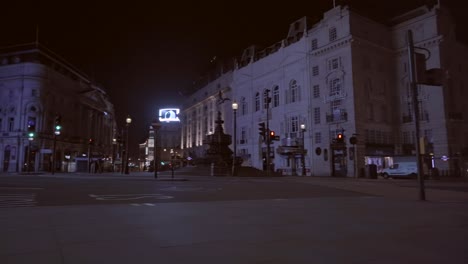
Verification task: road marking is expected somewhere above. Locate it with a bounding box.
[0,193,37,208]
[159,186,203,191]
[89,193,173,201]
[0,187,43,190]
[130,203,156,206]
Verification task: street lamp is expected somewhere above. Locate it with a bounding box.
[112,137,117,172]
[300,123,306,176]
[232,101,238,176]
[152,120,162,179]
[125,115,132,174]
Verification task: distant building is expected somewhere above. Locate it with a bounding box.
[180,3,468,177]
[0,44,117,173]
[141,112,182,170]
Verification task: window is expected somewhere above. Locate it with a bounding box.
[313,85,320,98]
[290,80,298,103]
[328,57,341,71]
[331,100,342,120]
[273,86,280,107]
[402,131,411,144]
[32,89,37,97]
[311,39,318,50]
[312,66,319,76]
[291,116,299,133]
[8,117,14,132]
[329,27,337,42]
[381,105,388,123]
[314,132,321,144]
[329,78,342,96]
[367,104,374,121]
[241,97,248,115]
[241,127,247,143]
[314,107,321,124]
[255,92,260,111]
[263,89,271,109]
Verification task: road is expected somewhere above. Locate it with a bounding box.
[0,173,365,208]
[1,170,468,264]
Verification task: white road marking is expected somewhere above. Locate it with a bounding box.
[0,193,37,208]
[89,193,173,201]
[0,187,43,190]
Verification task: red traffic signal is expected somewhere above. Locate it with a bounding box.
[336,133,344,143]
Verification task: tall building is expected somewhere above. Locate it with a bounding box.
[0,43,117,173]
[180,3,468,177]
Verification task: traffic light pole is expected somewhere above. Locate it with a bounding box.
[52,134,57,175]
[27,139,31,173]
[265,90,271,177]
[407,30,426,201]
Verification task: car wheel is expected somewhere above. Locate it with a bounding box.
[409,173,417,179]
[383,173,389,179]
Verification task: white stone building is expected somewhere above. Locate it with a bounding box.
[0,44,117,173]
[181,3,468,177]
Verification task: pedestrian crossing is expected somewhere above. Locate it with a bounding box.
[0,193,37,208]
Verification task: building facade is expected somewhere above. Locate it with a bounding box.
[0,44,117,173]
[181,3,467,177]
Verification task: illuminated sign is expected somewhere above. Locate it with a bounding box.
[159,108,180,122]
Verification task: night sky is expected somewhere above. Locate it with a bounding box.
[0,0,464,154]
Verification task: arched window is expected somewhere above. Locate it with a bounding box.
[241,97,248,115]
[263,89,271,109]
[288,79,300,103]
[273,86,280,107]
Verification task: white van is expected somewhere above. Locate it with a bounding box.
[381,162,418,179]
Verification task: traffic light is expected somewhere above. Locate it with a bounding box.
[269,130,276,142]
[336,133,344,143]
[27,120,36,139]
[54,115,62,135]
[88,138,94,145]
[258,122,266,139]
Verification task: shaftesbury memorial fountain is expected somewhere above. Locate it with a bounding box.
[204,111,233,176]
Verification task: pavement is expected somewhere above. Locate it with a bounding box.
[1,167,468,263]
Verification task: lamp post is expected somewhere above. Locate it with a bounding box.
[51,128,60,175]
[27,137,33,173]
[152,119,162,179]
[300,123,306,176]
[52,115,62,175]
[407,30,426,201]
[112,138,117,172]
[125,115,132,174]
[232,101,238,176]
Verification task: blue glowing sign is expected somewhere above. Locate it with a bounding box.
[159,108,180,122]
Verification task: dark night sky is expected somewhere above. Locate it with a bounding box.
[0,0,464,154]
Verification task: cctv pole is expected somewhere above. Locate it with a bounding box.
[407,30,426,201]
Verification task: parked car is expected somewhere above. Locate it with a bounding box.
[381,162,417,179]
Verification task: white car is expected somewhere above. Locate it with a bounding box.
[381,162,418,179]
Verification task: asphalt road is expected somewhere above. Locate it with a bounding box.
[0,175,367,208]
[2,172,468,264]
